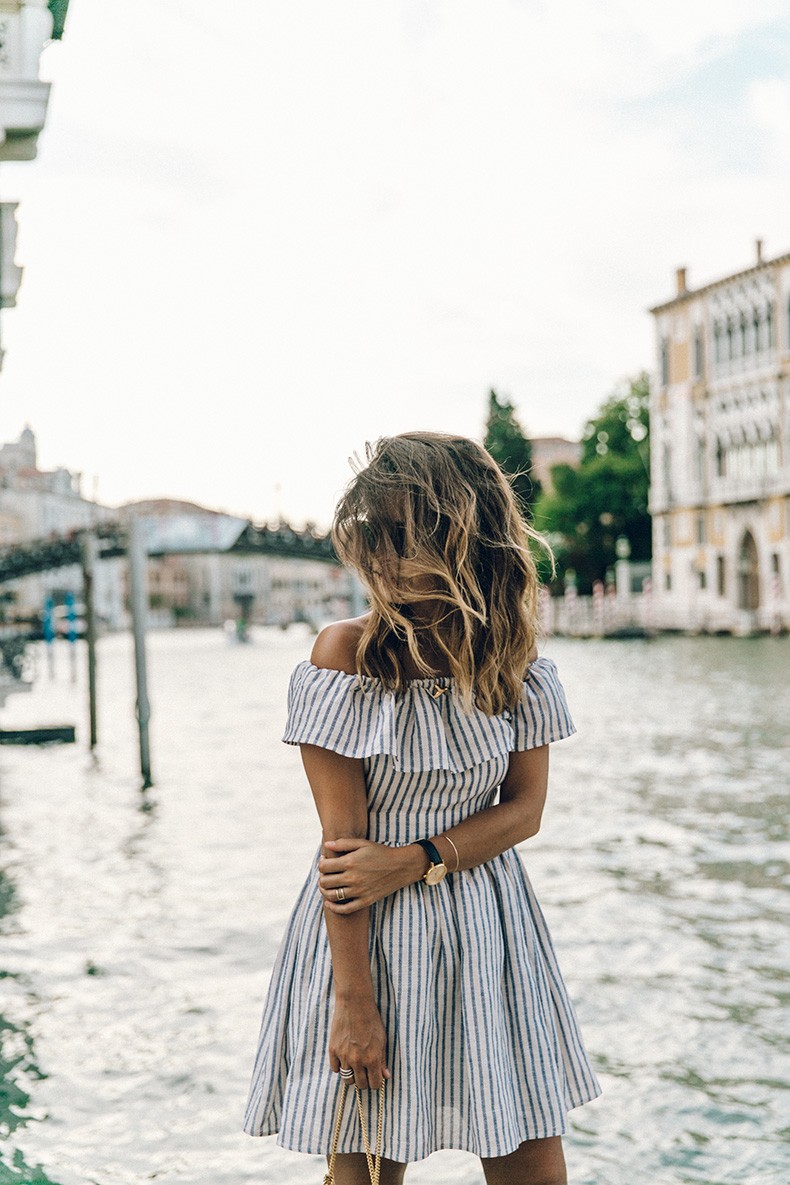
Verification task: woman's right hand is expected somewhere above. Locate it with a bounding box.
[328,995,391,1090]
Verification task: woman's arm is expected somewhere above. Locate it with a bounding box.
[297,619,390,1088]
[299,742,390,1090]
[318,743,550,913]
[439,743,550,866]
[300,742,372,995]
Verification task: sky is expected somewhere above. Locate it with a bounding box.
[1,0,789,529]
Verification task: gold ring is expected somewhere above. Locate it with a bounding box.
[335,887,346,902]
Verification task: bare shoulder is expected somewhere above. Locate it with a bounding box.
[310,614,371,675]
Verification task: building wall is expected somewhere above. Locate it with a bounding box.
[650,251,790,631]
[0,0,54,163]
[0,431,124,627]
[530,436,582,494]
[178,552,351,627]
[0,432,353,633]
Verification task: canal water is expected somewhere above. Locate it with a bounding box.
[0,627,787,1185]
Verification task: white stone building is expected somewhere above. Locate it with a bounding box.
[1,1,70,366]
[0,0,58,163]
[0,432,353,634]
[0,426,125,628]
[649,244,789,632]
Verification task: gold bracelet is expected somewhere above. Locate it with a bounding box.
[439,833,460,873]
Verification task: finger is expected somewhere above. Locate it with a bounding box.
[318,872,349,887]
[317,875,354,892]
[319,886,355,902]
[328,1052,340,1073]
[319,887,356,903]
[323,898,365,914]
[318,857,348,873]
[354,1066,370,1091]
[324,837,367,852]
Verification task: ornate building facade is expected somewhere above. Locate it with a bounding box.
[1,1,71,366]
[649,243,789,632]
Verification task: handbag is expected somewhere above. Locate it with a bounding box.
[323,1078,385,1185]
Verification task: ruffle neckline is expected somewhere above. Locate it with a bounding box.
[302,658,455,688]
[281,655,576,772]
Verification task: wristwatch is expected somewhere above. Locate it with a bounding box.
[415,839,448,885]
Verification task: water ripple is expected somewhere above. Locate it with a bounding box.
[0,629,787,1184]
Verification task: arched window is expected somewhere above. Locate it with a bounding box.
[753,308,761,351]
[766,302,774,348]
[726,319,734,360]
[713,321,722,364]
[717,554,725,596]
[739,313,747,355]
[715,437,725,477]
[660,337,669,386]
[738,531,760,611]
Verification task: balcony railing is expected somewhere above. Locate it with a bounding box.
[0,1,54,160]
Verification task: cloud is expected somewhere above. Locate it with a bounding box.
[745,75,790,168]
[2,0,789,525]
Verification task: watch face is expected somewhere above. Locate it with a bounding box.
[424,863,447,885]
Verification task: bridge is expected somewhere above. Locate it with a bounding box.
[0,518,339,584]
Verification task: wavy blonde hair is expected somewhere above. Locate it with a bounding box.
[331,431,554,716]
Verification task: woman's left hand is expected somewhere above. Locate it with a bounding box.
[318,838,422,913]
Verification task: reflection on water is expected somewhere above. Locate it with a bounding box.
[0,629,787,1185]
[0,853,62,1185]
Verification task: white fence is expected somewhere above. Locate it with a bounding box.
[541,581,788,637]
[540,583,655,637]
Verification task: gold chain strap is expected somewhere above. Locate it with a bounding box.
[323,1079,385,1185]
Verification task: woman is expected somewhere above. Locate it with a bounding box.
[243,432,601,1183]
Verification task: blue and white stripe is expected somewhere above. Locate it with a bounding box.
[242,656,601,1162]
[280,655,577,772]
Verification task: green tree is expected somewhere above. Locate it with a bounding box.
[533,373,651,593]
[579,371,650,466]
[483,389,541,519]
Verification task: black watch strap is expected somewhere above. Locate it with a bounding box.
[416,838,444,868]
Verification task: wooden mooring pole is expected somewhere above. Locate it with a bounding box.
[80,532,99,749]
[128,515,153,789]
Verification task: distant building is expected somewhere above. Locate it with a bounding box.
[0,203,23,323]
[649,243,789,632]
[1,1,71,368]
[120,499,352,628]
[530,436,581,494]
[0,424,37,473]
[0,430,352,632]
[0,426,124,627]
[0,2,64,163]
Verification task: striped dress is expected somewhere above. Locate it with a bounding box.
[242,655,601,1163]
